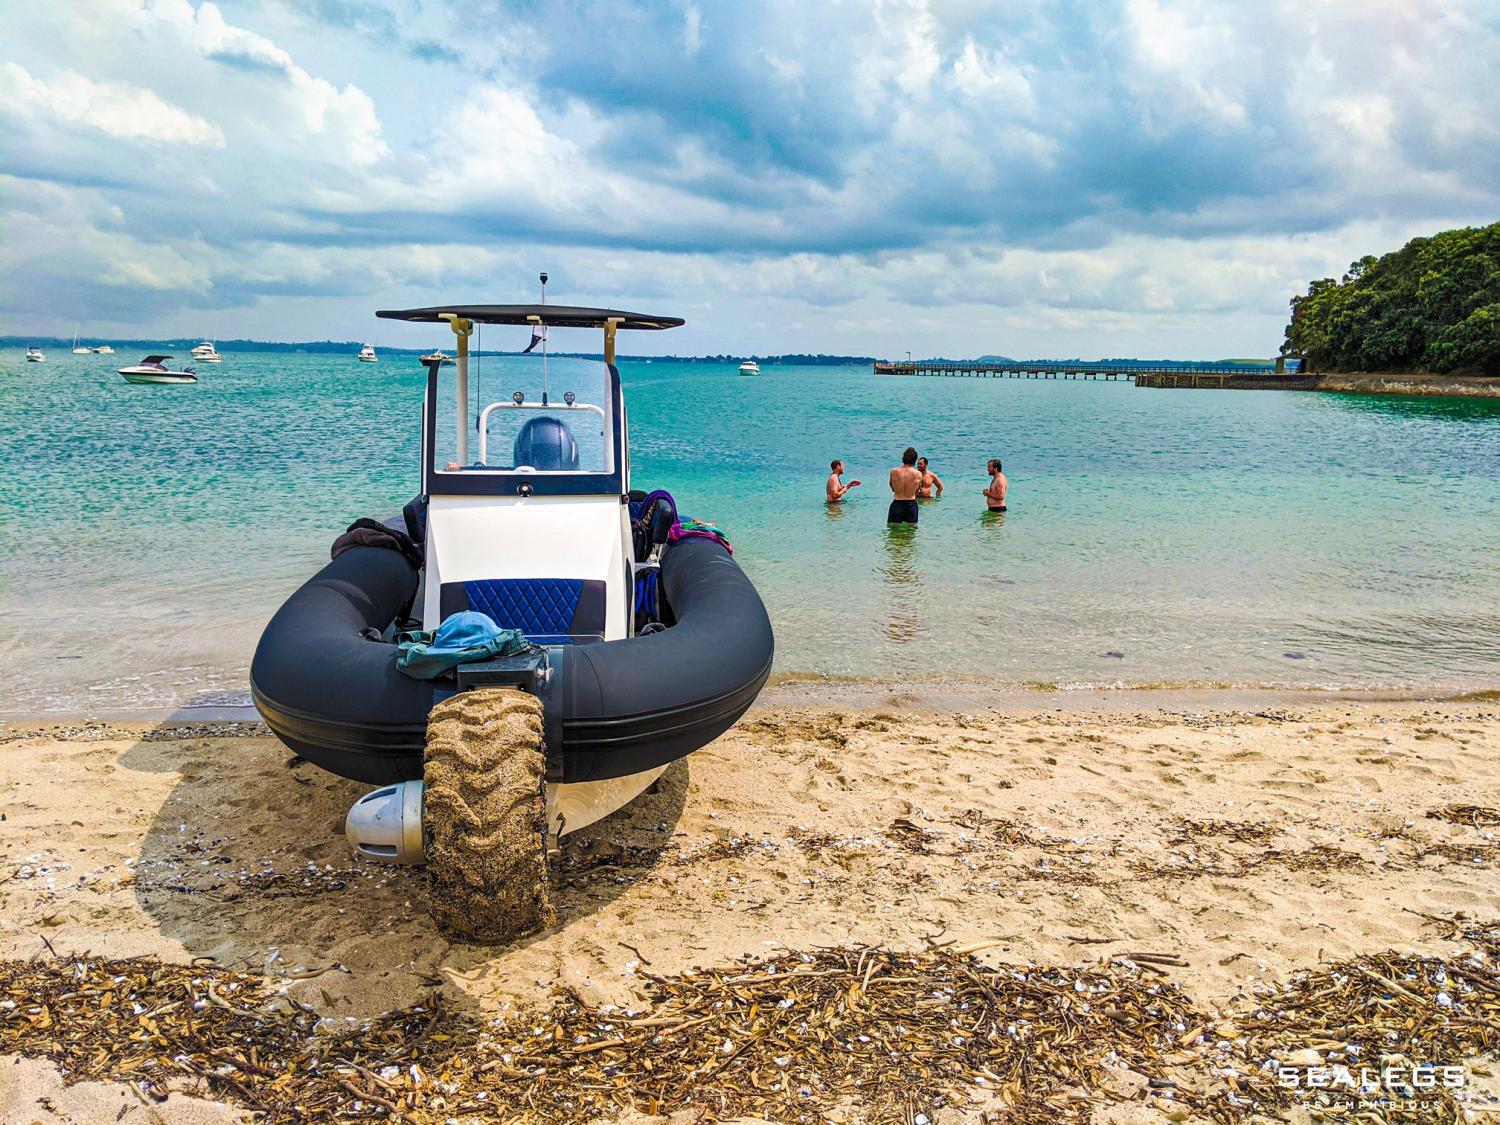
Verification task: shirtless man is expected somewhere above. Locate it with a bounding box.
[826,459,861,503]
[888,447,922,524]
[985,458,1008,512]
[915,456,943,499]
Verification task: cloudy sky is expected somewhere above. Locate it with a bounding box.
[3,0,1497,358]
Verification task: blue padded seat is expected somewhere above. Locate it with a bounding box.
[439,578,606,643]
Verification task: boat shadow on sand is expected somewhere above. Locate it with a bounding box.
[120,725,688,1015]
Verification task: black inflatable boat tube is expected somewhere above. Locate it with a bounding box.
[545,537,774,782]
[250,537,773,786]
[250,546,446,783]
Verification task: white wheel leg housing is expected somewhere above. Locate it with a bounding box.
[345,766,670,866]
[345,780,426,864]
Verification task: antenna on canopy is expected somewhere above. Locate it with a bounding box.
[540,271,549,405]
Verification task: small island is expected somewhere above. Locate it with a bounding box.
[1282,221,1500,393]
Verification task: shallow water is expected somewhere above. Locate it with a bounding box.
[2,348,1498,712]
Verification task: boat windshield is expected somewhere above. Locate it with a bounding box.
[430,355,614,479]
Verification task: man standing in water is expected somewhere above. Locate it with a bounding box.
[888,447,921,524]
[916,456,944,499]
[985,458,1008,512]
[826,459,861,503]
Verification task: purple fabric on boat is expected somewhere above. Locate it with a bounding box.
[668,518,732,555]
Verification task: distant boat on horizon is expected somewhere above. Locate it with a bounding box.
[71,327,90,354]
[92,344,114,354]
[420,349,455,365]
[357,343,378,363]
[25,346,45,362]
[191,341,222,363]
[738,359,761,376]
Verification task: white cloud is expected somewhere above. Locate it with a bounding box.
[155,1,389,166]
[681,3,702,55]
[0,62,225,146]
[1121,0,1250,131]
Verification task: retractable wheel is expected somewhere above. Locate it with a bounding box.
[422,688,554,942]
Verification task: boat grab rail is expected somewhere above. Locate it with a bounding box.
[476,400,611,468]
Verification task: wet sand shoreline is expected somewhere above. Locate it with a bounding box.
[4,674,1498,729]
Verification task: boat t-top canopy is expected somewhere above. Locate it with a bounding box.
[377,304,682,365]
[376,305,683,331]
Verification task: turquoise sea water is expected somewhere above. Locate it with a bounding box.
[2,347,1498,712]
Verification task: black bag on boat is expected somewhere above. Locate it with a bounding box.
[331,518,423,569]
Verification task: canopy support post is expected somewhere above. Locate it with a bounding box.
[440,314,474,465]
[603,317,622,366]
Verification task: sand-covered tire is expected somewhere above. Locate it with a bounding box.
[423,688,555,943]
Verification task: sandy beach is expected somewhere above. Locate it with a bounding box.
[3,692,1499,1122]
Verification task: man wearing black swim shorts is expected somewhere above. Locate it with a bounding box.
[985,458,1008,512]
[888,447,921,524]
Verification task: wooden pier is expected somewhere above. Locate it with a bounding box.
[874,360,1312,390]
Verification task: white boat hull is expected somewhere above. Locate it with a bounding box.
[121,370,198,384]
[358,356,378,363]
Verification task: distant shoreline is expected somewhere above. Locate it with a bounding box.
[0,338,877,364]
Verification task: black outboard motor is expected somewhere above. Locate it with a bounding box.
[514,416,578,470]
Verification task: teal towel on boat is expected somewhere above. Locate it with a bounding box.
[395,611,531,680]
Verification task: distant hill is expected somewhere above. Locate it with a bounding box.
[4,336,1279,368]
[1283,221,1500,375]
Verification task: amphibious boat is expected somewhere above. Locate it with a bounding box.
[251,302,774,935]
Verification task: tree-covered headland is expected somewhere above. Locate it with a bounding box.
[1282,221,1500,375]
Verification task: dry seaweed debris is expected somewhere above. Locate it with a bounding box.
[1233,947,1500,1123]
[6,924,1500,1124]
[1134,842,1366,882]
[1,948,1207,1123]
[1428,804,1500,829]
[1411,911,1500,957]
[1164,819,1280,848]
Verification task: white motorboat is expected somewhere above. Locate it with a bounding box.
[420,349,455,365]
[120,355,198,384]
[93,345,114,354]
[357,343,378,363]
[738,359,760,376]
[25,347,45,362]
[191,341,222,363]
